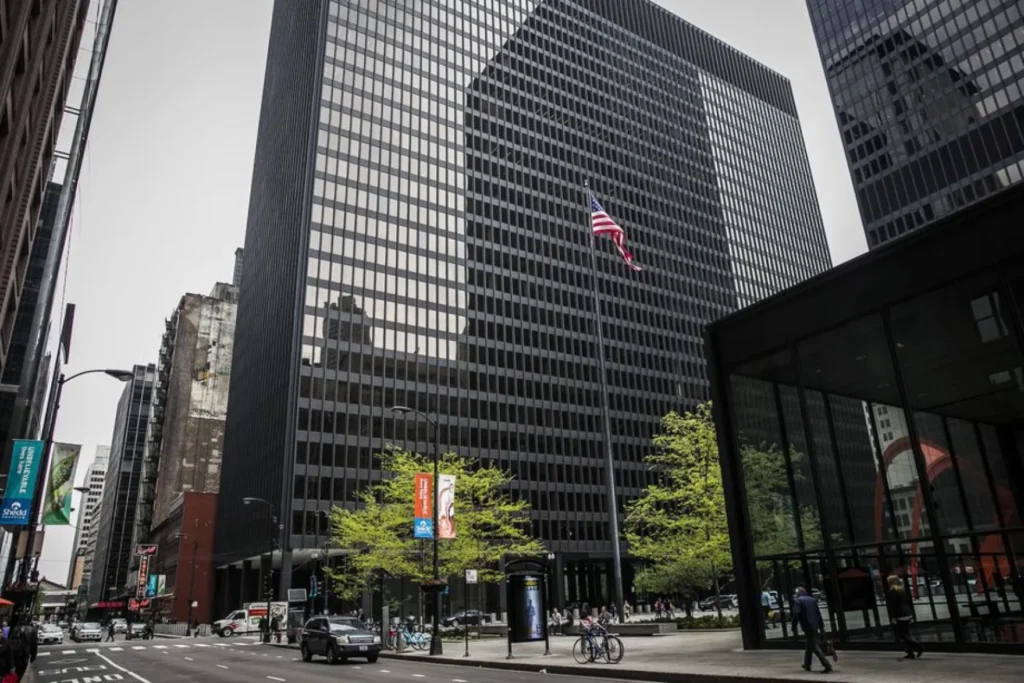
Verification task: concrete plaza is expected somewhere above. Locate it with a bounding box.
[381,630,1023,683]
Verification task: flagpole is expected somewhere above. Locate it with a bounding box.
[584,180,625,622]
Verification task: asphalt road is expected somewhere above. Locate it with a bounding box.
[33,637,628,683]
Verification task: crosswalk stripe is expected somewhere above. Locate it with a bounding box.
[110,647,124,652]
[153,645,168,649]
[173,644,190,648]
[131,646,146,650]
[62,650,75,654]
[37,653,50,658]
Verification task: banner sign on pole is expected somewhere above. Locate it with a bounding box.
[413,473,433,539]
[146,574,158,598]
[438,474,456,539]
[42,443,82,525]
[0,440,45,525]
[136,556,150,599]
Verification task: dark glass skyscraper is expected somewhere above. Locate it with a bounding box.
[216,0,831,611]
[89,364,156,605]
[806,0,1024,248]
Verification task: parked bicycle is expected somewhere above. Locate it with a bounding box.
[386,622,429,651]
[572,621,624,664]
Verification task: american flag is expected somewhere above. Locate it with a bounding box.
[591,193,642,271]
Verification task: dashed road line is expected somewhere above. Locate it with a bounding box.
[153,645,168,649]
[37,652,50,657]
[110,647,125,651]
[131,645,146,650]
[453,679,469,682]
[413,675,425,678]
[267,677,286,682]
[217,664,230,669]
[379,670,390,674]
[184,657,194,661]
[174,644,189,648]
[62,650,75,654]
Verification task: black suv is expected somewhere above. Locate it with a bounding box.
[300,616,382,664]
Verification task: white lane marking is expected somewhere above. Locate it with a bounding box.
[37,652,51,657]
[185,657,194,661]
[93,651,153,683]
[195,643,211,647]
[267,677,286,682]
[352,666,362,670]
[174,644,190,648]
[379,670,390,674]
[217,643,232,647]
[217,664,230,669]
[110,647,125,652]
[276,655,282,658]
[413,675,425,678]
[291,658,299,661]
[153,645,168,649]
[453,679,469,682]
[62,650,75,654]
[131,645,146,650]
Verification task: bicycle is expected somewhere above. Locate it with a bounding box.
[572,622,624,664]
[387,623,428,651]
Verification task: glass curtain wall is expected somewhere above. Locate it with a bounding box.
[726,261,1024,649]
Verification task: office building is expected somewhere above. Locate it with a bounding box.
[707,183,1024,653]
[68,447,109,592]
[88,365,156,605]
[0,1,89,372]
[214,0,831,612]
[806,0,1024,248]
[141,282,236,624]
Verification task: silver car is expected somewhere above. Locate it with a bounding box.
[39,625,63,645]
[74,622,103,642]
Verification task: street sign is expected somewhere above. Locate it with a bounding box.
[465,569,478,584]
[287,588,307,603]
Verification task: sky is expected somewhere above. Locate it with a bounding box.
[36,0,866,583]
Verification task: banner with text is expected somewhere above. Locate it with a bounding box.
[438,474,456,539]
[413,472,433,539]
[136,556,150,599]
[42,442,82,525]
[0,440,45,526]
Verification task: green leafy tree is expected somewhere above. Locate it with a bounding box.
[328,447,545,592]
[624,403,732,616]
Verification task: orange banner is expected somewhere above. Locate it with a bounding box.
[414,473,433,518]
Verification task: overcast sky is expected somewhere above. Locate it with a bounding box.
[38,0,864,583]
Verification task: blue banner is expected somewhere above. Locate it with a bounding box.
[414,518,434,539]
[0,440,45,526]
[146,574,158,598]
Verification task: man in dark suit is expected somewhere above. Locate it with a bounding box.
[792,587,833,674]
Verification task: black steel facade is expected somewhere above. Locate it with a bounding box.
[89,364,156,605]
[708,184,1024,653]
[807,0,1024,249]
[217,0,831,609]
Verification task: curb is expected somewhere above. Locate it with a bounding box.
[376,652,851,683]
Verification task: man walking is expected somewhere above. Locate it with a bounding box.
[105,621,116,643]
[792,587,833,674]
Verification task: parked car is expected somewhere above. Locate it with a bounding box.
[74,622,103,642]
[111,618,127,634]
[126,623,149,640]
[698,595,735,611]
[300,616,382,664]
[39,624,64,645]
[442,610,489,627]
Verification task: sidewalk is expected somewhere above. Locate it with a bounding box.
[364,631,1023,683]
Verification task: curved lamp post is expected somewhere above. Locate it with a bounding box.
[19,368,133,584]
[243,496,280,643]
[389,405,442,656]
[174,532,200,635]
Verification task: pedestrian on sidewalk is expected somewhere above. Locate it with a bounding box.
[623,601,632,622]
[192,618,200,638]
[885,575,923,659]
[792,586,833,674]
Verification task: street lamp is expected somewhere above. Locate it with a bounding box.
[314,510,331,616]
[19,368,133,583]
[174,533,199,636]
[389,404,443,656]
[243,496,280,643]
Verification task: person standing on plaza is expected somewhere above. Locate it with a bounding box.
[792,587,833,674]
[885,575,923,659]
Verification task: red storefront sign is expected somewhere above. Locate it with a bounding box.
[136,556,150,599]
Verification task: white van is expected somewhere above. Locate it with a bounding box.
[214,602,288,637]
